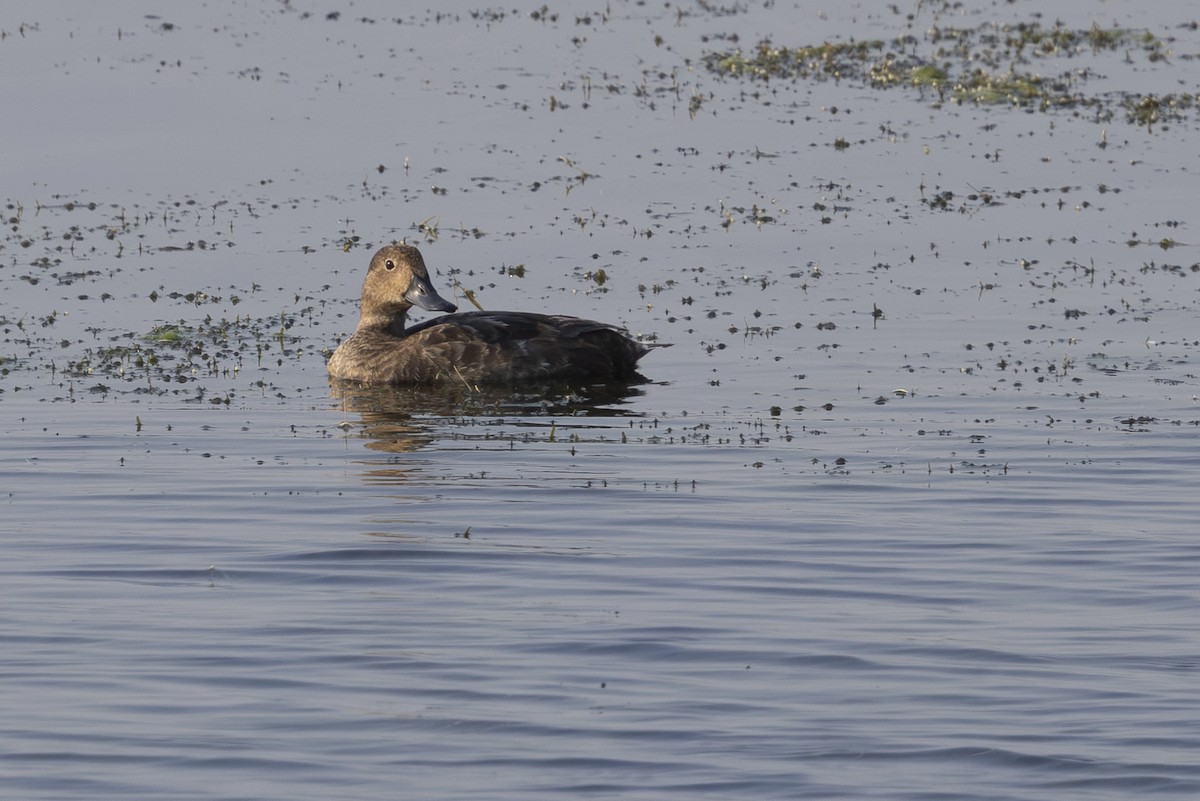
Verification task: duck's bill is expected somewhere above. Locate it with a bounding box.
[405,276,458,313]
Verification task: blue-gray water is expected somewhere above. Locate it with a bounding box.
[3,2,1199,799]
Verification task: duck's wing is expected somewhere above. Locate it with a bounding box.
[404,311,651,382]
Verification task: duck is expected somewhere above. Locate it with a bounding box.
[327,243,663,385]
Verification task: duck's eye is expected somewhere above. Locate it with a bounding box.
[384,260,396,271]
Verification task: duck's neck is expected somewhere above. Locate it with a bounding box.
[358,309,409,336]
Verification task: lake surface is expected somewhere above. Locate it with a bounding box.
[3,1,1199,799]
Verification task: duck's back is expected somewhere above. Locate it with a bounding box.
[409,311,649,383]
[331,311,653,385]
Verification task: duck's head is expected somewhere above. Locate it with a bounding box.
[359,244,458,321]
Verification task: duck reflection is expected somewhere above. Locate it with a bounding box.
[330,377,652,455]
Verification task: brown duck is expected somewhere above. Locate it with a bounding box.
[327,244,662,385]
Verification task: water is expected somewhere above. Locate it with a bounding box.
[3,1,1200,799]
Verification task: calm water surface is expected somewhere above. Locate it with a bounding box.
[3,1,1199,799]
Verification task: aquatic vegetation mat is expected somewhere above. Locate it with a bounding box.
[705,21,1198,127]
